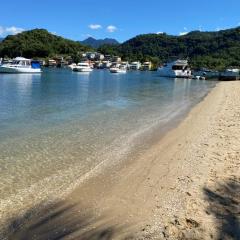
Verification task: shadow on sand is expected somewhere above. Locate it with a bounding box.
[2,200,134,240]
[203,178,240,240]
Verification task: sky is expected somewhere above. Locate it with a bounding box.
[0,0,240,42]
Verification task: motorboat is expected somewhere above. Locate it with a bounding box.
[219,68,239,81]
[73,62,93,72]
[67,63,77,70]
[110,64,127,73]
[193,68,219,79]
[158,60,191,78]
[0,57,42,73]
[110,67,127,73]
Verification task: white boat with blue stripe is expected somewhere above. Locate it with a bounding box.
[0,57,42,73]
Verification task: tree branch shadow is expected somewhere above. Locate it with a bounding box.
[203,178,240,240]
[2,200,134,240]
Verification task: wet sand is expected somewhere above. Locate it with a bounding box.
[3,81,240,239]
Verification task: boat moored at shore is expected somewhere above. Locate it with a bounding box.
[193,68,219,79]
[0,57,42,73]
[72,62,93,72]
[158,60,191,78]
[109,67,127,73]
[109,63,127,73]
[219,68,240,81]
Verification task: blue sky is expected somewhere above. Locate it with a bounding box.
[0,0,240,42]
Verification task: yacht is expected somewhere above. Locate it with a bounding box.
[0,57,42,73]
[72,62,93,72]
[110,64,127,73]
[158,60,191,78]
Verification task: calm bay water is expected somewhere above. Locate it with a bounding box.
[0,69,216,205]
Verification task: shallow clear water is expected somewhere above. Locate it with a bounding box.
[0,69,216,201]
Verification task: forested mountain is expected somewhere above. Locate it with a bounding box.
[0,29,91,58]
[98,27,240,70]
[0,27,240,69]
[80,37,119,48]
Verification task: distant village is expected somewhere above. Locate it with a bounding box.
[40,52,153,71]
[0,51,239,80]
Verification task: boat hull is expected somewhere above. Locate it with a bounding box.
[0,66,41,73]
[110,68,127,73]
[73,67,93,72]
[158,69,191,78]
[219,73,239,81]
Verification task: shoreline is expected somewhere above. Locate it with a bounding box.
[2,81,240,239]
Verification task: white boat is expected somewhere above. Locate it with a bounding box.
[110,64,127,73]
[68,63,77,70]
[0,57,42,73]
[110,67,127,73]
[158,60,191,78]
[73,62,93,72]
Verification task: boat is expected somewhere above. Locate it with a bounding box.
[219,68,239,81]
[67,63,77,70]
[158,60,191,78]
[0,57,42,73]
[193,68,219,79]
[110,67,127,73]
[110,64,127,73]
[72,62,93,72]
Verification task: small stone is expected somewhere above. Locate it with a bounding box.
[186,218,200,228]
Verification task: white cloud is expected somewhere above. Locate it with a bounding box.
[106,25,117,33]
[157,31,164,34]
[0,26,24,36]
[89,24,102,30]
[6,26,24,35]
[179,31,188,36]
[0,26,4,36]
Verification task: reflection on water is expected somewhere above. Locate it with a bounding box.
[0,69,217,217]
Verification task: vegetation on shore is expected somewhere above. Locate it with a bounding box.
[99,27,240,70]
[1,27,240,70]
[0,29,91,61]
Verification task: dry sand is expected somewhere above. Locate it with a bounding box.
[3,81,240,240]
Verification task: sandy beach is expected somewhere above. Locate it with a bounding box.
[3,81,240,240]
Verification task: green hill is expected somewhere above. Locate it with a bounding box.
[0,29,91,59]
[99,27,240,70]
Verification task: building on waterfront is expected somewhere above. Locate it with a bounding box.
[129,61,141,70]
[112,56,121,63]
[47,59,57,67]
[141,62,152,71]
